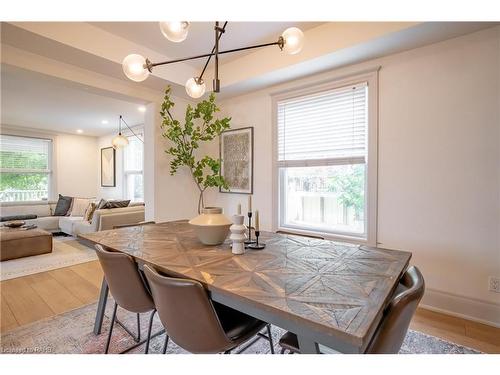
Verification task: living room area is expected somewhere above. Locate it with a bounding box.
[0,64,148,280]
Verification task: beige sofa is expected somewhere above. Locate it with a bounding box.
[0,201,145,236]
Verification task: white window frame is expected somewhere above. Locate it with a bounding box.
[271,68,379,246]
[0,134,54,203]
[122,127,144,202]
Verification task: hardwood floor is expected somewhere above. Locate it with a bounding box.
[1,261,103,330]
[1,260,499,353]
[409,308,500,353]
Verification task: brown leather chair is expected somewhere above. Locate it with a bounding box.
[279,266,425,354]
[143,264,275,354]
[95,245,167,354]
[113,221,156,229]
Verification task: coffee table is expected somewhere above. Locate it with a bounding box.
[0,226,53,261]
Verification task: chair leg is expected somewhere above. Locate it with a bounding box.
[144,309,156,354]
[105,302,118,354]
[266,324,275,354]
[280,347,286,354]
[162,334,170,354]
[136,313,141,343]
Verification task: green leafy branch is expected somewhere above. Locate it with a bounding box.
[160,87,231,212]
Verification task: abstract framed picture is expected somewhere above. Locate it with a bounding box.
[220,127,253,194]
[101,147,116,187]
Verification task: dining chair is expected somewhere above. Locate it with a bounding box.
[113,221,156,229]
[95,245,168,354]
[143,264,275,354]
[278,266,425,354]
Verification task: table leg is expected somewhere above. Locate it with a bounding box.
[298,335,320,354]
[93,277,109,335]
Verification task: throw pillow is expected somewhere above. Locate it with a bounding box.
[69,198,94,217]
[100,199,131,209]
[97,198,107,209]
[83,202,97,223]
[53,194,73,216]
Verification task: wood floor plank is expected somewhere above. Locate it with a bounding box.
[410,319,500,353]
[24,272,82,315]
[48,267,100,305]
[69,261,103,289]
[1,277,53,326]
[1,298,19,332]
[412,308,466,335]
[464,320,500,346]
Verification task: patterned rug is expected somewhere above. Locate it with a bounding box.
[0,236,96,281]
[0,300,481,354]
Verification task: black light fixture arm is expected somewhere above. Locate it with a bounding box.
[145,40,283,71]
[213,21,220,92]
[119,115,144,143]
[198,21,227,82]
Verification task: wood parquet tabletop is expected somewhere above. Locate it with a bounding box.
[79,221,411,351]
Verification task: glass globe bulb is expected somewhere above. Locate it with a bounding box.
[185,77,206,99]
[122,54,150,82]
[159,22,190,43]
[281,27,304,55]
[112,134,129,149]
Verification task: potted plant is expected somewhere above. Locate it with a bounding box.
[160,87,232,244]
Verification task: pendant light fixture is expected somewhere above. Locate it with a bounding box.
[122,22,304,99]
[111,115,144,149]
[159,22,190,42]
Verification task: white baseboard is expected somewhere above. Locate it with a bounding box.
[421,288,500,328]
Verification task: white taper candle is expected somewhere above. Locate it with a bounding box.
[255,210,260,231]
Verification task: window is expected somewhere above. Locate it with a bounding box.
[275,72,377,243]
[123,131,144,202]
[0,135,53,202]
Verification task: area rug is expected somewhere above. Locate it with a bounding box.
[0,236,97,281]
[0,300,481,354]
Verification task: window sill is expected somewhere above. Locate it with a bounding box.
[0,200,55,207]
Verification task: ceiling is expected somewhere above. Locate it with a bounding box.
[2,22,497,137]
[90,22,323,69]
[1,64,146,136]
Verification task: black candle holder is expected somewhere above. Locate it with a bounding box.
[247,231,265,250]
[244,212,256,245]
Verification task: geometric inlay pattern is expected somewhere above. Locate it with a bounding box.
[80,221,411,350]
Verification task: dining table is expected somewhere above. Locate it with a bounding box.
[78,220,411,353]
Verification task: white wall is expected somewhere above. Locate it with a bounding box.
[54,133,98,198]
[212,27,500,325]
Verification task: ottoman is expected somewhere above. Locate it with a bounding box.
[0,228,53,261]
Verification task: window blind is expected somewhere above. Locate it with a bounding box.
[124,137,144,172]
[277,83,368,163]
[0,135,51,171]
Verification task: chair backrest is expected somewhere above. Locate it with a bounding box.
[113,221,156,229]
[95,245,154,313]
[365,266,425,354]
[143,265,233,353]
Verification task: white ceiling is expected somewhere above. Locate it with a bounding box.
[90,22,323,69]
[1,64,146,136]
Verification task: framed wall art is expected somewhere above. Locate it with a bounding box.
[219,127,253,194]
[101,147,116,187]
